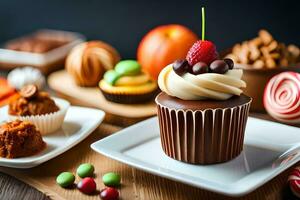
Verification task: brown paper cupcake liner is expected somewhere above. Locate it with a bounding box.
[157,101,251,164]
[100,88,158,104]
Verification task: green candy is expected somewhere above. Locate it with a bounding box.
[115,60,141,76]
[102,172,121,187]
[104,70,121,85]
[56,172,75,188]
[77,163,95,178]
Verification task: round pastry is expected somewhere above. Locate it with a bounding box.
[0,120,46,158]
[66,41,120,87]
[7,67,45,90]
[8,85,70,135]
[263,71,300,124]
[99,60,158,104]
[288,166,300,198]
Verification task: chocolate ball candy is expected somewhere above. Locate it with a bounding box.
[102,172,121,187]
[100,187,119,200]
[77,177,97,194]
[56,172,75,188]
[20,84,38,99]
[191,62,209,75]
[77,163,95,178]
[209,60,229,74]
[173,59,190,76]
[224,58,234,69]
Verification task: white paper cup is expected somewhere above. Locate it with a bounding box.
[9,97,70,135]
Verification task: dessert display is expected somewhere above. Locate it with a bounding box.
[224,29,300,112]
[8,85,70,134]
[0,29,85,74]
[264,71,300,124]
[66,41,120,87]
[7,67,45,90]
[288,166,300,198]
[0,78,18,107]
[0,120,46,158]
[137,24,198,80]
[156,8,251,164]
[99,60,158,104]
[4,31,69,53]
[225,29,300,68]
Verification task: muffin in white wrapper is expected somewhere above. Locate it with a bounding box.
[8,98,70,135]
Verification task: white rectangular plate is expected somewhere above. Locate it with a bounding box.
[91,117,300,197]
[0,106,105,168]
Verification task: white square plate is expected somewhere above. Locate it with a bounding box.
[0,106,105,168]
[91,117,300,197]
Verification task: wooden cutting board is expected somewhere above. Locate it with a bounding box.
[48,70,157,119]
[0,122,297,200]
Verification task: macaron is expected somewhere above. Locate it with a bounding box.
[115,60,141,76]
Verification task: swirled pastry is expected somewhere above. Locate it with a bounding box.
[66,41,120,86]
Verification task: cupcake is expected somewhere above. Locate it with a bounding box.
[156,38,252,164]
[8,85,70,135]
[0,120,46,158]
[66,41,120,87]
[99,60,158,104]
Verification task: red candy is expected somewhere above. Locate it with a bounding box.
[263,71,300,123]
[186,40,218,66]
[288,166,300,198]
[77,177,96,194]
[100,187,119,200]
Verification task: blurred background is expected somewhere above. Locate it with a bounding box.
[1,0,299,58]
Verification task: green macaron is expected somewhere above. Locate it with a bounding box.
[104,70,121,85]
[115,60,141,76]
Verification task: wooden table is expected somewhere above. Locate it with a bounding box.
[0,68,299,200]
[0,117,299,200]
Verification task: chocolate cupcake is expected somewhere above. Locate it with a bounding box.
[99,60,158,104]
[156,51,251,164]
[8,85,70,135]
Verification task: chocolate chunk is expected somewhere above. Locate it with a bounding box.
[20,84,38,99]
[191,62,209,75]
[173,59,190,76]
[223,58,234,69]
[209,60,229,74]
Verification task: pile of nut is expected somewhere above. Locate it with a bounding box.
[225,29,300,69]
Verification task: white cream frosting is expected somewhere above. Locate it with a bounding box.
[8,67,45,90]
[158,64,246,100]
